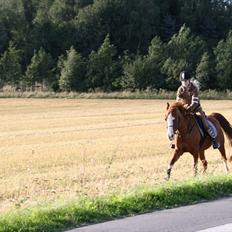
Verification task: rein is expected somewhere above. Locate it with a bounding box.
[174,109,196,138]
[186,115,196,137]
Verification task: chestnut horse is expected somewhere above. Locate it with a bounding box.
[165,101,232,180]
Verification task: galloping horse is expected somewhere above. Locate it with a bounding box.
[165,101,232,180]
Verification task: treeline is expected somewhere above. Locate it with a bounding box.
[0,0,232,92]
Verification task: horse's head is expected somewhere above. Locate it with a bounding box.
[165,101,186,141]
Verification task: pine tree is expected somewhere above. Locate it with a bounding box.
[214,31,232,90]
[121,55,146,90]
[167,25,206,70]
[49,0,76,24]
[161,58,189,90]
[146,36,166,89]
[87,34,116,91]
[25,47,55,90]
[162,25,206,90]
[59,46,86,91]
[0,23,8,53]
[196,52,215,90]
[121,36,166,90]
[0,42,22,87]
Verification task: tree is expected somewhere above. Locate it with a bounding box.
[0,0,26,57]
[77,0,93,8]
[178,0,232,45]
[49,0,76,24]
[25,47,55,90]
[59,46,86,91]
[196,52,216,90]
[0,22,8,53]
[161,58,189,90]
[167,25,206,71]
[33,0,53,25]
[21,0,34,28]
[162,25,206,89]
[33,0,73,58]
[121,55,147,90]
[0,42,22,87]
[214,31,232,90]
[121,36,167,90]
[86,34,116,91]
[160,15,176,41]
[0,0,232,92]
[146,36,166,89]
[76,0,160,54]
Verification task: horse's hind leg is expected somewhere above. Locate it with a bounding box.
[219,145,229,173]
[199,151,208,174]
[193,153,198,177]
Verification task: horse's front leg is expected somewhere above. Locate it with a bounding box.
[165,149,183,180]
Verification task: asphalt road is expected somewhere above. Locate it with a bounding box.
[67,197,232,232]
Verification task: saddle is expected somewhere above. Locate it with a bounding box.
[195,115,218,138]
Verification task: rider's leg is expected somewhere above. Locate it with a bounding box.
[198,107,220,149]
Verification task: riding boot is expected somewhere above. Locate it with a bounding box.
[212,139,220,149]
[199,109,220,149]
[206,127,220,149]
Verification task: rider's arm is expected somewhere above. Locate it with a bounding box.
[176,86,184,101]
[186,86,200,112]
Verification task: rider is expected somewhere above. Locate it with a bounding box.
[176,70,220,149]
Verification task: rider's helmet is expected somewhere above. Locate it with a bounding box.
[179,71,191,81]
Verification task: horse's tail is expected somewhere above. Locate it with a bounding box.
[212,112,232,162]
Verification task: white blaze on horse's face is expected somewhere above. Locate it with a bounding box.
[167,112,175,141]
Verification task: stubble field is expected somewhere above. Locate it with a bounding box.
[0,99,231,213]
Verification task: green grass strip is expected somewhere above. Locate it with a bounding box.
[0,174,232,232]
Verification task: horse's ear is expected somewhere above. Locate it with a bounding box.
[166,102,170,110]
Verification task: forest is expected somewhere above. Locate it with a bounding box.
[0,0,232,92]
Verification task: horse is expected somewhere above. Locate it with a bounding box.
[165,101,232,180]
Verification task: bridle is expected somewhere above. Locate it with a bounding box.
[166,107,196,138]
[166,108,180,135]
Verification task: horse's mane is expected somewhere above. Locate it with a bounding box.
[169,101,185,112]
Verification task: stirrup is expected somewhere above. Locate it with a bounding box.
[212,140,220,149]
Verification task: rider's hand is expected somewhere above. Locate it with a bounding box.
[184,105,192,113]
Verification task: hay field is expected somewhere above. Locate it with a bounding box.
[0,99,231,213]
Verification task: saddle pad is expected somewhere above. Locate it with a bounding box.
[207,119,218,138]
[195,117,218,138]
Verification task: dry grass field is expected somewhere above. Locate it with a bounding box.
[0,99,231,213]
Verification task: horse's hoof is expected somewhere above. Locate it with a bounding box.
[170,144,175,149]
[164,176,170,181]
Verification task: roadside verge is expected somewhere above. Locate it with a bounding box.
[0,174,232,232]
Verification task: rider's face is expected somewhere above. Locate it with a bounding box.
[181,80,190,88]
